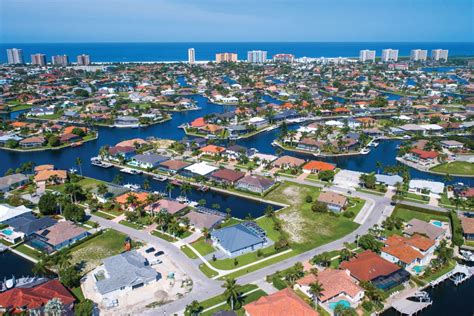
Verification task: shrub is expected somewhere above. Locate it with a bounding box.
[305,195,313,203]
[343,211,355,218]
[362,300,373,312]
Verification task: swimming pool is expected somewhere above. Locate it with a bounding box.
[413,265,424,273]
[1,228,13,236]
[432,221,443,227]
[329,299,351,310]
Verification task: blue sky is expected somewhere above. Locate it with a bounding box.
[1,0,473,42]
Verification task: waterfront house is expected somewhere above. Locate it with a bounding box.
[107,145,136,161]
[158,159,192,174]
[243,288,318,316]
[115,138,148,148]
[210,222,267,257]
[210,168,245,185]
[19,136,45,148]
[375,174,403,187]
[0,173,28,192]
[404,218,446,242]
[200,144,226,156]
[317,191,347,212]
[405,148,439,166]
[34,169,67,185]
[248,117,268,128]
[272,155,305,169]
[295,269,364,307]
[297,138,324,152]
[115,192,150,211]
[302,160,336,174]
[408,179,444,196]
[440,140,464,150]
[30,221,88,253]
[380,235,435,273]
[115,116,140,127]
[129,153,168,169]
[59,133,81,144]
[184,210,223,232]
[0,280,76,315]
[183,162,218,178]
[460,215,474,241]
[0,204,32,223]
[144,199,188,215]
[340,250,410,290]
[2,213,56,243]
[235,175,275,194]
[224,145,255,160]
[93,250,160,301]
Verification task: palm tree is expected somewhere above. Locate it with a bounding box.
[75,157,83,176]
[64,183,83,203]
[168,218,181,236]
[185,301,202,316]
[143,178,150,191]
[126,193,139,209]
[202,227,210,240]
[309,281,325,308]
[222,278,241,310]
[166,182,175,198]
[97,183,108,198]
[180,182,192,200]
[376,161,382,174]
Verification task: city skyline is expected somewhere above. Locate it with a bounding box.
[1,0,473,43]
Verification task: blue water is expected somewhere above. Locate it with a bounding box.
[329,299,351,310]
[0,251,35,279]
[1,42,473,63]
[432,221,443,227]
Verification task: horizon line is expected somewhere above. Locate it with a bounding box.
[2,41,474,44]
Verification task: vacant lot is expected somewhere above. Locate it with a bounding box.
[69,229,128,273]
[430,161,474,176]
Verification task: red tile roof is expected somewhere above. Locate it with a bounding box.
[409,148,438,159]
[244,288,318,316]
[303,161,336,172]
[0,280,75,313]
[340,250,401,282]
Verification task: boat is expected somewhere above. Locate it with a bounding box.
[170,179,182,186]
[197,185,210,192]
[69,168,77,174]
[360,148,371,154]
[460,250,474,262]
[71,141,83,147]
[124,183,141,191]
[120,168,142,175]
[153,175,168,181]
[371,141,379,147]
[176,196,190,204]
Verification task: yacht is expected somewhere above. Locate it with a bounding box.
[153,175,168,181]
[120,168,142,175]
[460,250,474,262]
[124,183,141,191]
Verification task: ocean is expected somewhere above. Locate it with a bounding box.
[1,42,473,63]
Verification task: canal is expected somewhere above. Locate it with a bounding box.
[0,251,35,279]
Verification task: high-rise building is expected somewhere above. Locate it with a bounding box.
[410,49,428,62]
[272,54,295,63]
[431,49,448,61]
[31,54,47,66]
[188,48,195,64]
[52,55,69,66]
[359,50,376,62]
[6,48,24,64]
[247,50,267,63]
[77,54,91,65]
[215,53,238,63]
[381,49,398,62]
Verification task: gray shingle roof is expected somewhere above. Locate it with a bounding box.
[211,223,265,253]
[96,250,159,295]
[132,154,169,165]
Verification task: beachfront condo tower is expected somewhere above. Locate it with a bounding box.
[31,54,47,66]
[381,49,399,62]
[6,48,24,64]
[359,50,376,62]
[247,50,268,63]
[77,54,91,65]
[215,53,238,63]
[410,49,428,62]
[431,49,448,61]
[188,48,195,64]
[52,55,70,66]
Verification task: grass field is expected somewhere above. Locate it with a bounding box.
[430,161,474,176]
[191,237,215,256]
[201,289,267,316]
[69,229,128,273]
[391,206,449,223]
[210,245,283,270]
[50,177,107,193]
[199,263,218,278]
[13,243,42,260]
[119,220,144,230]
[151,230,178,242]
[181,245,198,259]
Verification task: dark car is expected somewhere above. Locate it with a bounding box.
[145,247,156,253]
[154,250,164,257]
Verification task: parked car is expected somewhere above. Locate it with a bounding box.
[154,250,164,257]
[145,247,156,253]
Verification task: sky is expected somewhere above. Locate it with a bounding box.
[1,0,473,43]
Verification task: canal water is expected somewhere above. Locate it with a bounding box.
[0,251,35,279]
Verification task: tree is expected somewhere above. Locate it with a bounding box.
[222,278,241,310]
[74,299,95,316]
[44,298,65,316]
[311,201,328,213]
[166,182,175,198]
[143,178,150,191]
[318,170,334,182]
[64,183,84,203]
[72,127,86,137]
[180,182,192,199]
[339,248,354,262]
[112,174,123,185]
[97,183,108,197]
[309,281,325,307]
[63,203,85,222]
[202,227,210,240]
[334,304,357,316]
[311,252,331,267]
[358,234,383,253]
[360,172,376,189]
[38,192,58,215]
[48,135,60,147]
[264,205,274,218]
[59,265,81,288]
[75,157,83,176]
[185,300,202,316]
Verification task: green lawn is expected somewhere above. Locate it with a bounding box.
[50,177,107,193]
[9,104,32,111]
[71,286,85,301]
[93,211,116,220]
[191,237,215,256]
[346,198,365,219]
[151,230,178,242]
[391,206,449,223]
[202,289,267,316]
[119,220,144,230]
[181,245,198,259]
[430,161,474,176]
[255,216,282,242]
[69,229,128,273]
[199,263,218,278]
[210,245,283,270]
[13,243,42,260]
[422,260,456,283]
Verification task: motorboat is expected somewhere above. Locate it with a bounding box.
[153,175,168,181]
[120,168,142,175]
[124,183,141,191]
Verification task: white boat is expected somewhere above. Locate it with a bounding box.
[176,196,190,204]
[360,148,371,154]
[460,250,474,262]
[120,168,142,175]
[153,175,168,181]
[69,168,78,174]
[124,183,141,191]
[371,141,379,147]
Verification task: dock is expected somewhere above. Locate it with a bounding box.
[428,264,473,287]
[392,291,432,316]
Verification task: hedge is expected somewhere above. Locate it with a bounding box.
[396,203,449,218]
[272,275,288,290]
[449,211,464,246]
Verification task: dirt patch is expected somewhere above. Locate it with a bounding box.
[278,209,305,243]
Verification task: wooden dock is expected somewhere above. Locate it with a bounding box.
[392,291,432,316]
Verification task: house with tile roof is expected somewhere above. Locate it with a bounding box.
[272,155,305,169]
[211,168,245,185]
[302,161,336,174]
[235,175,275,194]
[158,159,192,174]
[243,288,318,316]
[317,191,347,212]
[295,269,364,308]
[403,218,446,242]
[0,280,75,314]
[144,199,188,215]
[340,250,410,290]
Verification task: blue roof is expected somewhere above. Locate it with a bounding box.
[5,213,57,235]
[211,223,266,253]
